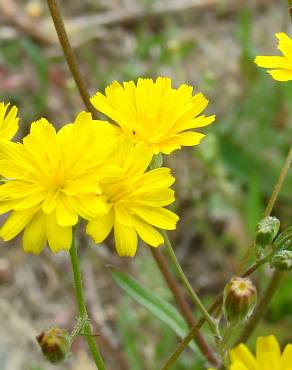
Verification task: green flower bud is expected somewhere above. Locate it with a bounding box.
[255,216,280,248]
[36,327,70,364]
[272,226,292,251]
[270,250,292,271]
[223,277,257,326]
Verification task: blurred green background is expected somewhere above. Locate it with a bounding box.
[0,1,291,369]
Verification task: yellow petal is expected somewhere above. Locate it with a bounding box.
[230,362,249,370]
[0,208,35,241]
[132,206,179,230]
[133,188,175,207]
[276,32,292,57]
[268,69,292,81]
[56,194,78,226]
[229,344,257,370]
[115,206,133,226]
[69,194,109,220]
[23,211,46,254]
[143,167,175,188]
[256,335,281,363]
[86,209,114,243]
[254,56,291,69]
[114,221,138,257]
[281,344,292,368]
[133,217,164,247]
[0,103,19,141]
[46,213,72,253]
[260,352,280,370]
[175,131,205,146]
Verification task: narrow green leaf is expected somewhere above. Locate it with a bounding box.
[109,266,199,354]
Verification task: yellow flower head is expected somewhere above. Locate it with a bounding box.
[86,138,179,257]
[255,32,292,81]
[0,112,118,253]
[208,335,292,370]
[90,77,215,155]
[0,102,19,140]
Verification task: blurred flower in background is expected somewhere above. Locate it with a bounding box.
[255,32,292,81]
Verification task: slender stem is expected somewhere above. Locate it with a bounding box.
[235,271,283,344]
[237,145,292,274]
[162,230,220,339]
[162,296,222,370]
[162,239,285,369]
[235,146,292,343]
[46,0,96,116]
[218,325,234,368]
[288,0,292,23]
[264,145,292,217]
[69,232,106,370]
[150,248,219,367]
[241,252,274,277]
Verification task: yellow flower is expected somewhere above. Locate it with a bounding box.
[255,33,292,81]
[208,335,292,370]
[86,138,179,257]
[0,102,19,140]
[0,111,119,253]
[90,77,215,155]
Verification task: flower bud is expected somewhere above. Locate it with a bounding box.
[36,327,70,364]
[270,250,292,271]
[272,226,292,251]
[223,277,257,326]
[255,216,280,248]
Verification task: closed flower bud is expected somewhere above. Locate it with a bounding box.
[270,250,292,271]
[223,277,257,326]
[36,327,70,364]
[255,216,280,248]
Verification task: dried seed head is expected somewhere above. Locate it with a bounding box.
[36,327,70,364]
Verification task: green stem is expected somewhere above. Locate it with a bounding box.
[161,296,222,370]
[162,230,220,340]
[218,325,233,368]
[264,145,292,218]
[161,240,284,369]
[150,248,219,367]
[237,145,292,274]
[46,0,96,116]
[69,232,106,370]
[288,0,292,23]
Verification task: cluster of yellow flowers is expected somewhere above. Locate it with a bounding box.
[209,335,292,370]
[0,77,214,256]
[0,28,290,259]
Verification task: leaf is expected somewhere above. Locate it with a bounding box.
[109,266,199,354]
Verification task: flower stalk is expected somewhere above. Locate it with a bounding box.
[150,248,219,367]
[69,230,106,370]
[46,0,96,116]
[162,230,221,341]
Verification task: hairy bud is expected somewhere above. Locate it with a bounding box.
[36,327,70,364]
[270,250,292,271]
[223,277,257,326]
[256,216,280,248]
